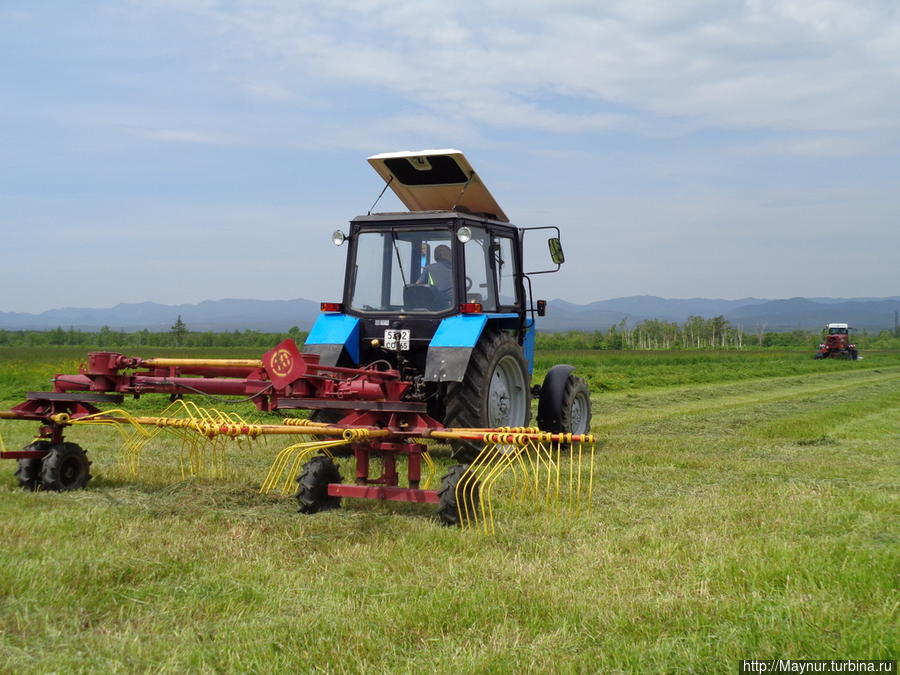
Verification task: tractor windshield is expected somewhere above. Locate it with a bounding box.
[827,327,849,335]
[348,229,456,313]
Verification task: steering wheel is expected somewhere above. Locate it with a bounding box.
[465,276,473,291]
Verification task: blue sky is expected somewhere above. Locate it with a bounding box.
[1,0,898,313]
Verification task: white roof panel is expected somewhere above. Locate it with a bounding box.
[367,149,508,222]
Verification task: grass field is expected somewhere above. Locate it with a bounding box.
[1,347,898,672]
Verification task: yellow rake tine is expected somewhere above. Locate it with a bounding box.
[421,451,436,490]
[260,438,351,495]
[455,445,486,529]
[551,440,561,505]
[479,443,524,535]
[261,441,306,492]
[588,440,596,502]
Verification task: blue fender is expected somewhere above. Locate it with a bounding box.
[425,313,521,382]
[302,313,360,366]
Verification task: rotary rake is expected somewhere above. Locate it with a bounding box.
[1,340,596,531]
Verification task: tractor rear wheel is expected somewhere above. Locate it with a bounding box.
[14,441,49,491]
[437,464,479,527]
[444,331,531,461]
[40,442,92,491]
[295,455,342,514]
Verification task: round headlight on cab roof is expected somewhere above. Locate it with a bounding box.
[456,226,472,243]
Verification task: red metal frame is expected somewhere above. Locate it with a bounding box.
[51,340,416,414]
[2,340,451,505]
[326,440,440,505]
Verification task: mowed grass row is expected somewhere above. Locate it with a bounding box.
[0,348,898,672]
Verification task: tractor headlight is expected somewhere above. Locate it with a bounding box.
[332,230,347,246]
[456,226,472,243]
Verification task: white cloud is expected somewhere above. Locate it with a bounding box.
[134,0,899,143]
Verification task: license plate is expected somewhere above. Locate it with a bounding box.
[384,329,410,351]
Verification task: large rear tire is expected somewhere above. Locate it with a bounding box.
[40,442,91,492]
[444,331,531,461]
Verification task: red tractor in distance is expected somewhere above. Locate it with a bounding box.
[814,323,859,360]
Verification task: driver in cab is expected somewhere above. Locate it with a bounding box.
[417,244,453,303]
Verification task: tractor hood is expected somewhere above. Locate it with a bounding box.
[367,149,509,223]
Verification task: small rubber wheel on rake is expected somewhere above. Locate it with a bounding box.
[437,464,480,527]
[40,442,92,492]
[14,440,50,491]
[295,456,342,514]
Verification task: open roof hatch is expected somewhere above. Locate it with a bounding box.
[367,149,509,223]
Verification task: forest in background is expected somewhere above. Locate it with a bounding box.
[1,314,898,350]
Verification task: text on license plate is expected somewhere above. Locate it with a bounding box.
[384,329,410,350]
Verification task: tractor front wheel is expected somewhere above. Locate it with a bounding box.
[40,442,92,491]
[295,456,342,514]
[437,464,479,527]
[559,375,592,435]
[14,441,50,491]
[537,367,593,436]
[444,331,531,461]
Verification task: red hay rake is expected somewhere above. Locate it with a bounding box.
[1,340,596,531]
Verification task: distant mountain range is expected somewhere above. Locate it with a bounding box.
[1,296,898,333]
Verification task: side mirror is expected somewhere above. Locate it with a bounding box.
[537,299,547,317]
[548,238,565,265]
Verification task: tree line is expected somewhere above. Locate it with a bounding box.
[536,316,900,350]
[0,317,307,349]
[1,315,898,350]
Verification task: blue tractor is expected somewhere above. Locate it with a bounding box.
[302,149,591,459]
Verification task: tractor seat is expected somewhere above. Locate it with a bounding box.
[403,284,448,311]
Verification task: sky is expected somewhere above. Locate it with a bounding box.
[1,0,898,313]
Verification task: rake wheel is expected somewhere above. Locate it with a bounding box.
[40,442,92,492]
[444,331,531,462]
[14,441,50,491]
[437,464,479,527]
[295,455,342,514]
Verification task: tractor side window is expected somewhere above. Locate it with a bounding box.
[495,236,519,307]
[463,227,496,311]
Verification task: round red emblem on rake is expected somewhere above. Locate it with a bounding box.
[270,348,293,377]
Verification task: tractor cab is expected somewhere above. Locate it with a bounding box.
[343,215,522,317]
[826,323,849,336]
[303,149,590,445]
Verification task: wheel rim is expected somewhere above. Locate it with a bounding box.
[488,355,527,427]
[570,391,590,435]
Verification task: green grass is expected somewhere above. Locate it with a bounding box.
[1,348,898,672]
